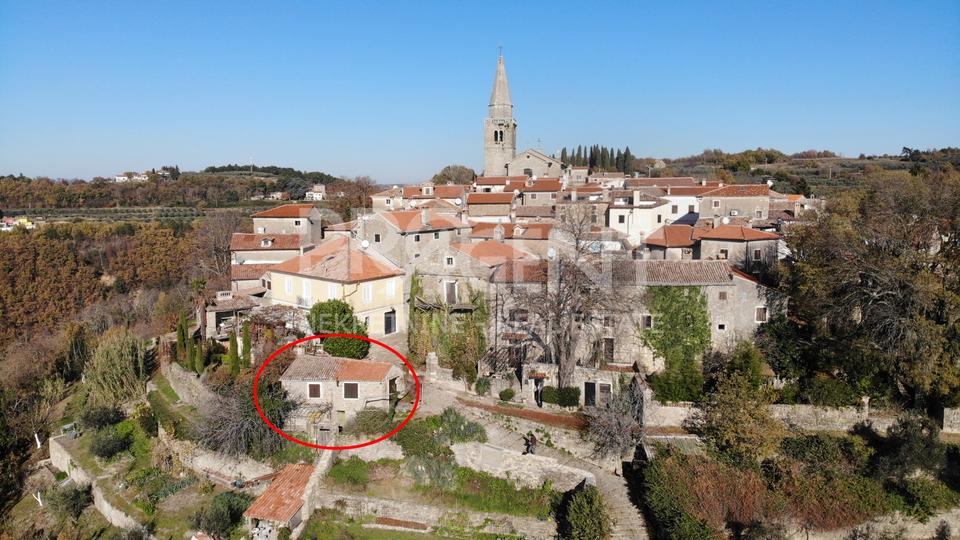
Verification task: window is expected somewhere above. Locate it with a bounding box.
[603,316,615,328]
[712,200,721,209]
[689,205,695,213]
[509,309,529,322]
[414,253,420,259]
[285,277,293,295]
[302,281,312,305]
[362,283,373,303]
[755,307,768,323]
[551,193,557,199]
[445,257,455,267]
[414,234,421,242]
[618,215,625,224]
[756,209,763,218]
[434,232,440,240]
[386,280,396,299]
[294,220,301,226]
[753,249,762,261]
[374,234,381,243]
[530,193,538,200]
[718,249,729,260]
[718,323,726,331]
[591,215,598,223]
[266,280,271,290]
[261,278,266,288]
[719,291,728,301]
[328,283,337,300]
[657,214,662,223]
[385,199,392,205]
[640,315,653,329]
[308,384,321,398]
[671,205,678,214]
[364,316,370,326]
[343,383,358,400]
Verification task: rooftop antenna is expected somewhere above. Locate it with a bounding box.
[499,44,503,57]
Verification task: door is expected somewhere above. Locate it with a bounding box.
[584,382,596,407]
[599,383,612,407]
[384,310,396,334]
[445,281,457,305]
[389,377,398,402]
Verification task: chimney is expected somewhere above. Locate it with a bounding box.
[493,223,505,243]
[421,208,430,228]
[701,178,707,186]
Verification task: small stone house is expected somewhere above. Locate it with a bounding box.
[280,354,405,428]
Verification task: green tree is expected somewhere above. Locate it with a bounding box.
[698,371,785,460]
[725,342,765,390]
[431,164,476,185]
[241,320,251,365]
[308,300,370,359]
[641,286,711,402]
[87,329,150,406]
[46,484,92,523]
[176,311,188,361]
[560,485,612,540]
[228,331,240,376]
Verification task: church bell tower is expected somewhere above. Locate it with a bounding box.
[483,53,517,176]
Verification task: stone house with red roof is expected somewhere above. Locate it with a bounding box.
[698,224,782,270]
[280,353,405,430]
[251,204,324,244]
[242,463,315,531]
[467,222,554,258]
[370,181,471,213]
[465,192,515,222]
[412,240,535,305]
[353,209,472,269]
[229,233,315,290]
[264,237,406,337]
[700,184,772,221]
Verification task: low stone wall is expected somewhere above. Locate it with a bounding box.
[339,437,404,461]
[49,435,141,530]
[160,360,217,409]
[301,449,338,525]
[424,352,471,393]
[451,442,593,492]
[796,509,960,540]
[159,426,274,481]
[315,490,557,540]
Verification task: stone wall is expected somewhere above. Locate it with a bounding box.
[315,490,556,540]
[942,408,960,434]
[339,437,404,461]
[451,442,593,492]
[159,426,274,481]
[160,360,216,409]
[300,449,337,525]
[424,352,471,393]
[794,509,960,540]
[49,435,141,530]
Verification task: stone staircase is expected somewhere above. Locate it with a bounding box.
[460,406,649,539]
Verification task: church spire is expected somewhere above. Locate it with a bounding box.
[488,53,513,120]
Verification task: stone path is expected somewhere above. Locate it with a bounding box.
[423,385,649,540]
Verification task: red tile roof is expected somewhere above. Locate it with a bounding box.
[250,204,317,218]
[270,237,402,283]
[503,178,564,193]
[379,210,469,232]
[699,225,780,241]
[490,260,549,283]
[643,225,696,248]
[477,175,527,185]
[704,185,770,197]
[403,185,469,199]
[627,260,732,285]
[410,198,462,213]
[451,240,532,267]
[282,355,395,382]
[469,222,553,240]
[467,193,515,204]
[231,264,274,281]
[243,464,314,523]
[626,177,697,187]
[230,233,306,251]
[323,221,356,231]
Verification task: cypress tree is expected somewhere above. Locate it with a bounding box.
[176,312,187,361]
[623,147,635,176]
[576,146,583,167]
[600,147,610,170]
[187,338,199,374]
[228,331,240,377]
[241,320,251,366]
[616,149,624,172]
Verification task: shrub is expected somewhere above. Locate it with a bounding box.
[133,403,157,437]
[347,408,396,437]
[804,377,858,407]
[89,430,130,460]
[559,485,612,540]
[54,471,68,482]
[46,484,92,522]
[557,386,581,408]
[277,527,291,540]
[541,386,559,404]
[475,377,491,396]
[328,456,370,486]
[393,420,448,459]
[499,388,516,402]
[78,406,124,430]
[437,407,487,443]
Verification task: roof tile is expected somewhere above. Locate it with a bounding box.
[243,464,314,523]
[270,238,402,283]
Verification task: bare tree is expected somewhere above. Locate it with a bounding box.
[581,375,645,458]
[193,210,244,287]
[194,382,299,458]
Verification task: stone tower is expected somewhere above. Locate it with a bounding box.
[483,54,517,176]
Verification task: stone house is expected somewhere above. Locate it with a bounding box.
[699,184,772,221]
[467,222,554,258]
[411,240,535,305]
[352,209,472,269]
[229,233,314,290]
[504,148,565,179]
[465,192,515,222]
[637,224,701,260]
[370,181,470,213]
[264,237,406,337]
[503,177,563,207]
[280,353,405,429]
[698,225,781,271]
[607,189,672,241]
[242,463,314,531]
[202,290,261,339]
[475,175,525,193]
[250,204,324,244]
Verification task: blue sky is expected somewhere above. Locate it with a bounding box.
[1,0,957,184]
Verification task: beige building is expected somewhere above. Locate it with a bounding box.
[466,192,515,222]
[353,209,472,269]
[700,184,772,220]
[412,240,534,305]
[264,237,405,337]
[251,204,324,244]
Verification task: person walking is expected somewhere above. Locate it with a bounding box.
[528,433,538,455]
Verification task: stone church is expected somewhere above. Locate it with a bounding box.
[483,55,564,179]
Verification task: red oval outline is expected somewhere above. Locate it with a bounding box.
[252,333,421,450]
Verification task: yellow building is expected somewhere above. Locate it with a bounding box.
[264,237,405,337]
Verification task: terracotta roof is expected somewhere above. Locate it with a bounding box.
[230,233,306,251]
[404,185,469,199]
[786,194,804,202]
[205,294,259,312]
[643,225,696,248]
[626,177,697,187]
[282,355,394,382]
[477,175,526,185]
[270,237,403,283]
[503,178,563,193]
[704,185,770,197]
[469,222,553,240]
[564,183,603,193]
[379,210,469,232]
[467,193,515,204]
[234,286,267,296]
[410,198,462,213]
[610,192,669,208]
[451,240,532,267]
[624,260,733,285]
[699,225,780,241]
[250,204,317,218]
[490,260,549,283]
[243,463,314,523]
[231,264,275,281]
[323,220,356,231]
